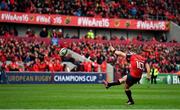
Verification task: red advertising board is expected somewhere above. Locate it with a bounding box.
[0,11,170,31]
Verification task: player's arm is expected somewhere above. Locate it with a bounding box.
[145,62,151,80]
[109,46,126,57]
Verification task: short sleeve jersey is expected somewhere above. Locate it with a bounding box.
[129,54,146,78]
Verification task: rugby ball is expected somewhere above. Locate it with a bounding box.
[59,48,68,56]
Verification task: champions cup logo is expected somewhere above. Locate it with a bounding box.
[114,19,120,27]
[54,75,97,82]
[65,17,71,24]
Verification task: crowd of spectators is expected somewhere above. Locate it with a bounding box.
[69,40,180,74]
[0,0,179,78]
[0,37,179,75]
[0,38,107,72]
[0,0,179,25]
[0,25,79,39]
[1,25,176,43]
[0,25,18,37]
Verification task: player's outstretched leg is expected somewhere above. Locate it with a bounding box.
[103,80,121,89]
[103,75,127,89]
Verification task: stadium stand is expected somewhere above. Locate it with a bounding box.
[0,37,179,74]
[0,0,179,25]
[0,0,179,79]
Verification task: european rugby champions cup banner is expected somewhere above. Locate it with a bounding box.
[0,11,169,31]
[5,72,106,84]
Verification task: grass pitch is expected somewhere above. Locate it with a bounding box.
[0,84,179,109]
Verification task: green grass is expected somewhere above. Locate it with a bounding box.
[0,84,180,109]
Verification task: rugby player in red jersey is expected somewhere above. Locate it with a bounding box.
[103,46,151,105]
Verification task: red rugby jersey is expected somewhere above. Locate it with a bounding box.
[129,54,146,78]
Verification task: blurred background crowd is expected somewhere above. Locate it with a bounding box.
[0,0,179,25]
[0,0,179,76]
[0,38,179,75]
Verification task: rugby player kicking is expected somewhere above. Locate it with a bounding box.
[103,46,151,105]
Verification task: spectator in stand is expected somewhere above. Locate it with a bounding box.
[160,33,167,42]
[0,25,10,37]
[57,29,63,38]
[86,61,92,72]
[92,59,99,72]
[51,36,59,46]
[0,0,8,11]
[101,60,107,73]
[74,8,82,16]
[87,30,95,39]
[7,27,18,37]
[9,58,19,71]
[39,27,48,38]
[54,59,63,71]
[137,34,143,41]
[25,28,36,37]
[97,52,106,65]
[50,29,57,38]
[49,29,59,45]
[130,7,137,18]
[47,59,54,72]
[32,58,40,72]
[120,36,125,40]
[82,60,88,72]
[39,61,47,71]
[13,27,18,36]
[0,26,4,36]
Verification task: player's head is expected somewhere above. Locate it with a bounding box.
[126,52,133,62]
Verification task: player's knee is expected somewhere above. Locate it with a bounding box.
[124,84,130,90]
[119,75,127,83]
[125,88,130,91]
[119,79,125,84]
[124,85,129,89]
